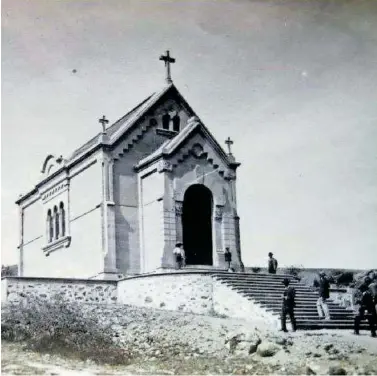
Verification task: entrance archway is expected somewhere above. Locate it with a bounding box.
[182,184,213,265]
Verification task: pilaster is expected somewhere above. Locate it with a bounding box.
[101,152,118,279]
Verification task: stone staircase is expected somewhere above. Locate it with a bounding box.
[212,272,362,330]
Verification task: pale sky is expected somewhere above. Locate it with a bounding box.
[2,0,377,269]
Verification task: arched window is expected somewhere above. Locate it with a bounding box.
[149,118,157,127]
[47,209,53,243]
[54,206,59,240]
[172,114,180,132]
[60,202,66,237]
[162,114,170,130]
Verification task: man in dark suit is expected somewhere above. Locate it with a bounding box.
[281,278,297,332]
[224,247,232,271]
[354,283,377,337]
[268,252,278,274]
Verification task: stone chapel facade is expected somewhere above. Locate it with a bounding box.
[16,80,244,279]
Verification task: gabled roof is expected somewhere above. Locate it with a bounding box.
[136,117,238,171]
[68,83,194,162]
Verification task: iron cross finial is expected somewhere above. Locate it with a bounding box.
[159,50,176,84]
[225,137,234,154]
[99,115,109,133]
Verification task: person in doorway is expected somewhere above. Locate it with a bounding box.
[281,278,297,332]
[268,252,278,274]
[313,271,331,320]
[173,243,185,270]
[354,283,377,337]
[224,247,232,271]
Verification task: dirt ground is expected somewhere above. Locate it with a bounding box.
[2,329,377,375]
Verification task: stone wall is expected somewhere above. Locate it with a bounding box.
[117,273,280,326]
[1,277,117,304]
[2,273,282,327]
[117,273,213,314]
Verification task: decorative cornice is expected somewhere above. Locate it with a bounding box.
[41,181,69,203]
[113,120,153,161]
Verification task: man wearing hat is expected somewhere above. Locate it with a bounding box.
[268,252,278,274]
[281,278,297,332]
[313,271,331,320]
[173,243,185,269]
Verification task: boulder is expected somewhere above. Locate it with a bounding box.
[256,341,280,357]
[328,365,347,375]
[306,361,329,375]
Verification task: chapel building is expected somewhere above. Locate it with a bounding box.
[16,52,244,279]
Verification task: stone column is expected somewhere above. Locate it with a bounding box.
[214,205,225,268]
[175,201,183,243]
[234,215,244,272]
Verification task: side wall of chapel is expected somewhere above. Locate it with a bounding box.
[21,155,103,278]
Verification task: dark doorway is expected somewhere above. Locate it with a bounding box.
[182,184,213,265]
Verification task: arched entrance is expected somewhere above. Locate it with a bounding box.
[182,184,213,265]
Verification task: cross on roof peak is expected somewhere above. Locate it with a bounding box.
[225,137,234,154]
[98,115,109,133]
[159,50,176,84]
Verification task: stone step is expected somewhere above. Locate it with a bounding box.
[222,281,308,288]
[264,306,352,314]
[242,294,333,303]
[276,311,354,318]
[211,274,358,330]
[213,273,298,280]
[230,287,318,295]
[213,274,299,281]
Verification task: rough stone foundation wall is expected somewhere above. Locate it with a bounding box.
[117,274,214,314]
[212,279,280,329]
[1,277,118,304]
[1,274,281,327]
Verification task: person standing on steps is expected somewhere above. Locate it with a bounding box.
[224,247,232,271]
[354,283,377,337]
[314,271,331,320]
[173,243,185,270]
[268,252,278,274]
[281,278,297,332]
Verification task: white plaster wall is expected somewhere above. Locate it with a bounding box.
[117,274,213,314]
[69,160,102,220]
[140,170,164,273]
[22,237,45,277]
[23,199,44,244]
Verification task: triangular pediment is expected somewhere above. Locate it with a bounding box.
[136,117,239,177]
[69,83,198,163]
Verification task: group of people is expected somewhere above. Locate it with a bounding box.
[280,268,377,337]
[174,245,376,337]
[280,271,335,333]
